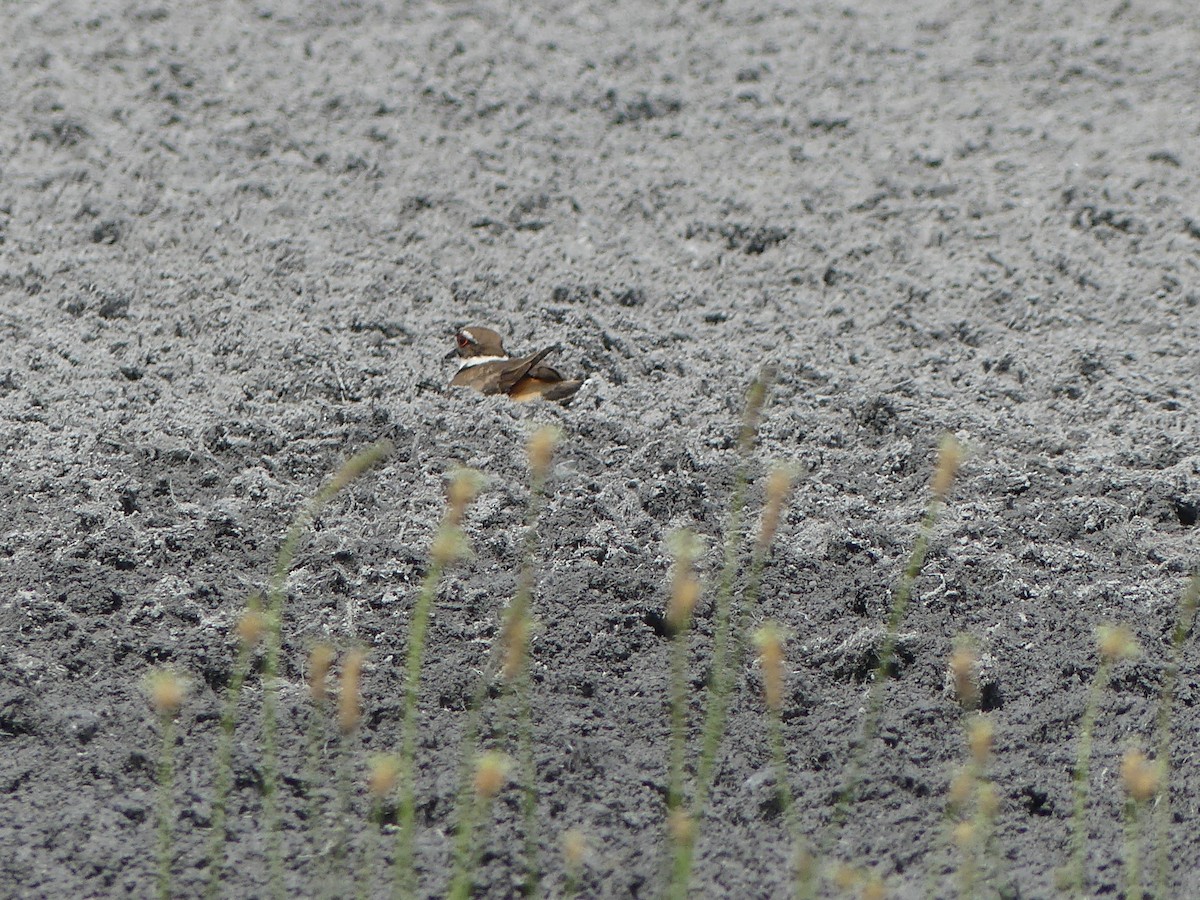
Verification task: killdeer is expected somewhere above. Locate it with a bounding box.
[448,326,583,403]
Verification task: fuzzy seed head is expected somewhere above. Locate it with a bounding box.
[666,574,701,631]
[328,440,393,493]
[308,643,335,703]
[667,529,701,566]
[474,752,510,799]
[833,864,860,891]
[753,625,786,712]
[737,374,771,452]
[977,782,1000,818]
[430,528,467,566]
[967,717,994,767]
[368,754,400,798]
[1097,624,1139,663]
[861,874,886,900]
[147,670,184,715]
[501,612,529,682]
[668,808,694,846]
[338,649,366,734]
[931,435,963,500]
[447,468,483,526]
[757,465,796,550]
[562,829,587,869]
[527,426,560,482]
[1121,749,1160,804]
[237,606,266,648]
[949,645,979,710]
[952,820,976,849]
[795,849,816,883]
[947,768,973,812]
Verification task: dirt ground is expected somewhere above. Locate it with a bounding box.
[2,1,1198,897]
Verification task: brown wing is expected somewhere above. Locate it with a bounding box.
[525,362,566,382]
[495,347,556,393]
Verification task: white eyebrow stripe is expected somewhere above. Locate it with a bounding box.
[460,329,476,344]
[458,355,508,370]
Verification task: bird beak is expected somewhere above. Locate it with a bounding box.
[444,347,459,361]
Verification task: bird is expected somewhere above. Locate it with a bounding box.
[448,326,583,403]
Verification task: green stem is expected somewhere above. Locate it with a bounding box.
[671,368,774,897]
[516,666,541,899]
[258,441,391,900]
[306,696,330,899]
[511,479,544,899]
[1125,798,1143,900]
[395,556,445,900]
[207,637,253,898]
[666,611,693,900]
[157,712,176,900]
[1154,572,1198,898]
[829,499,941,837]
[449,788,495,900]
[1068,660,1112,896]
[363,797,384,900]
[693,463,749,816]
[448,449,550,899]
[334,734,354,895]
[765,706,804,899]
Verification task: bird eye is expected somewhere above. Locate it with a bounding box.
[456,332,470,348]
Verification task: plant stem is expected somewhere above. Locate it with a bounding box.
[1125,797,1143,900]
[394,554,445,900]
[830,499,939,833]
[259,441,392,900]
[670,369,774,896]
[1154,572,1198,898]
[207,637,253,898]
[1067,659,1112,896]
[156,711,176,900]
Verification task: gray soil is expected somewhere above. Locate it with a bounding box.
[2,1,1198,898]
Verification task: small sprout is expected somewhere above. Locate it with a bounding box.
[668,808,694,846]
[146,670,184,716]
[1096,624,1139,664]
[952,820,976,849]
[527,426,560,483]
[237,600,266,648]
[753,624,786,712]
[1120,749,1160,804]
[473,752,510,800]
[562,828,587,869]
[308,643,335,704]
[949,644,980,710]
[931,435,963,500]
[338,649,367,735]
[967,717,994,768]
[368,754,400,798]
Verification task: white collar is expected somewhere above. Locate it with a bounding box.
[457,355,509,370]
